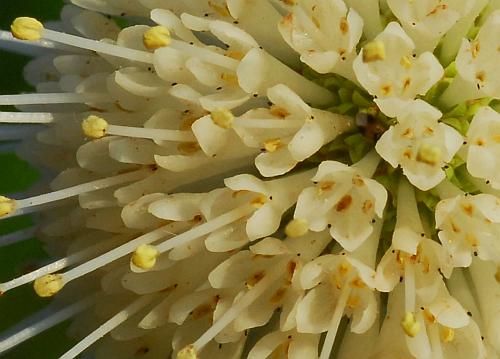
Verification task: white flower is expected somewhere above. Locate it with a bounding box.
[296,253,378,345]
[235,84,354,176]
[435,193,500,267]
[466,106,500,188]
[353,22,443,117]
[4,1,500,358]
[278,0,363,79]
[293,159,387,252]
[375,100,463,191]
[386,0,476,52]
[456,10,500,99]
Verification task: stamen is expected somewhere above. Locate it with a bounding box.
[131,244,159,270]
[285,219,309,238]
[0,295,97,354]
[186,261,286,354]
[60,223,184,285]
[12,18,238,69]
[211,109,234,129]
[0,93,111,106]
[429,323,444,359]
[143,26,171,50]
[33,274,64,298]
[401,312,420,337]
[319,283,352,359]
[13,17,153,63]
[59,294,158,359]
[0,196,15,217]
[10,17,43,41]
[82,115,195,141]
[404,263,416,313]
[2,168,149,218]
[0,234,129,294]
[155,204,255,254]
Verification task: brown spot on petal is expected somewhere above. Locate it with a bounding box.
[362,200,373,214]
[427,4,448,16]
[461,203,475,217]
[339,17,349,34]
[246,270,265,288]
[269,105,290,118]
[336,195,353,212]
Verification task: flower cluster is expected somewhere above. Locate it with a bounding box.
[1,1,500,358]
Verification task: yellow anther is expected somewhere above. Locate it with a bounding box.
[285,218,309,238]
[362,41,386,63]
[11,17,43,41]
[132,244,160,270]
[263,138,283,153]
[416,144,442,166]
[0,196,15,218]
[177,345,198,359]
[82,115,108,139]
[143,26,171,50]
[401,312,421,337]
[210,108,234,129]
[33,274,64,298]
[440,326,455,343]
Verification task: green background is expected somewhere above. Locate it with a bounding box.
[0,1,76,357]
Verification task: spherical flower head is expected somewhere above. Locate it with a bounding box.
[33,274,64,298]
[131,244,160,270]
[82,115,108,139]
[375,100,463,190]
[143,26,171,50]
[11,17,43,41]
[0,196,15,218]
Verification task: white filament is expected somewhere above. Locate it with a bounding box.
[0,234,129,294]
[0,112,55,124]
[192,260,286,351]
[155,204,255,254]
[42,28,153,64]
[107,124,195,142]
[0,93,111,106]
[404,263,416,313]
[0,295,97,354]
[0,227,36,248]
[13,169,149,213]
[320,283,352,359]
[59,294,157,359]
